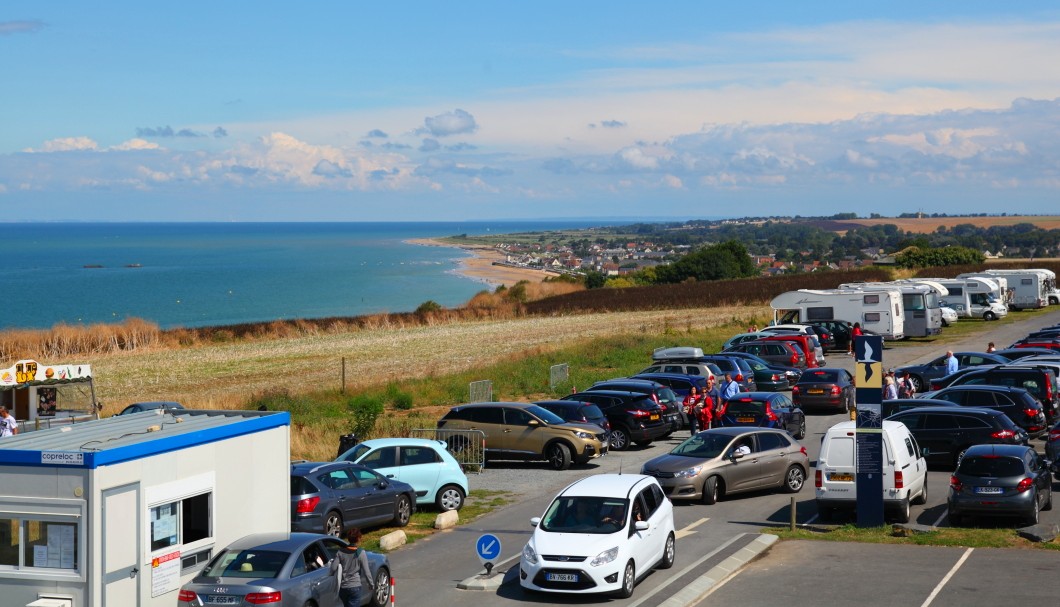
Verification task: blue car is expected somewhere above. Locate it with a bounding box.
[336,438,469,511]
[715,392,805,439]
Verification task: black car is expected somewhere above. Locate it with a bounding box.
[947,444,1053,526]
[588,378,682,434]
[930,365,1000,391]
[885,407,1028,468]
[990,347,1060,361]
[943,365,1059,421]
[564,390,670,451]
[880,398,962,419]
[921,385,1048,438]
[895,351,1011,393]
[718,350,798,390]
[629,373,709,428]
[714,392,805,439]
[802,319,854,351]
[290,461,416,537]
[792,368,856,413]
[723,340,807,370]
[534,399,611,437]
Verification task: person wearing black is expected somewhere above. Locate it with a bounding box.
[331,528,375,607]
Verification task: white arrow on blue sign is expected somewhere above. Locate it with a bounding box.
[475,533,502,565]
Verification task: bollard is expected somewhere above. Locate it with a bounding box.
[390,576,396,606]
[790,496,796,531]
[849,405,856,421]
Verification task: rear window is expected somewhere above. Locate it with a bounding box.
[800,370,838,383]
[957,456,1025,477]
[291,475,316,496]
[582,404,605,419]
[824,436,855,467]
[204,549,289,579]
[726,399,767,413]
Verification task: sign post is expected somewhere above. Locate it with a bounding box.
[475,533,502,576]
[854,335,885,527]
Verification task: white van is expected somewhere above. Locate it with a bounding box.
[814,420,928,523]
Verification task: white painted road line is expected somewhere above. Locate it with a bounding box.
[920,547,973,607]
[676,517,710,539]
[931,509,948,528]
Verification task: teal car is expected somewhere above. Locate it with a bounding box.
[337,438,469,511]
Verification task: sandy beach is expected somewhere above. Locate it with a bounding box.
[407,238,561,288]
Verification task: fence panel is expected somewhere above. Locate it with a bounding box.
[549,363,569,389]
[409,428,486,473]
[469,379,493,403]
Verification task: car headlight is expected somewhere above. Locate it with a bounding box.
[590,546,619,567]
[522,542,538,564]
[573,430,594,440]
[673,466,702,478]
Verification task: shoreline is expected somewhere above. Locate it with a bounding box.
[408,237,562,288]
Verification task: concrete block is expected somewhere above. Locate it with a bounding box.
[379,530,407,551]
[434,509,460,529]
[1017,523,1059,543]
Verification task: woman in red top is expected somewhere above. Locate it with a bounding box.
[848,322,862,356]
[684,386,703,433]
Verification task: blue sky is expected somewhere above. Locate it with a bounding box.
[2,1,1059,221]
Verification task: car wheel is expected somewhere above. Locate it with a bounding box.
[891,498,910,524]
[909,375,925,393]
[912,479,928,505]
[436,484,465,511]
[659,532,676,569]
[370,566,391,607]
[324,510,343,537]
[394,495,412,527]
[702,476,720,505]
[941,318,950,327]
[983,311,997,321]
[615,560,636,598]
[547,442,572,470]
[1026,493,1040,526]
[610,427,631,451]
[795,418,806,440]
[783,466,805,493]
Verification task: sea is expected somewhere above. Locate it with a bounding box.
[0,221,609,330]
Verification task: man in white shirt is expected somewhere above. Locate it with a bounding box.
[0,406,18,437]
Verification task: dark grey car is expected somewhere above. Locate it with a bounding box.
[291,461,415,537]
[947,444,1053,526]
[178,532,392,606]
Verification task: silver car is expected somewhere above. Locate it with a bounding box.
[640,428,809,504]
[178,532,391,607]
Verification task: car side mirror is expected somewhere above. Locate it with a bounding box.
[377,480,388,489]
[528,420,541,427]
[730,452,745,461]
[530,517,541,527]
[634,521,649,532]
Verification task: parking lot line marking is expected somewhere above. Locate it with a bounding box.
[931,510,948,528]
[920,547,973,607]
[801,513,819,526]
[676,517,709,539]
[628,533,749,607]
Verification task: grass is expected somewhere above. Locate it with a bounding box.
[358,489,517,552]
[769,523,1060,551]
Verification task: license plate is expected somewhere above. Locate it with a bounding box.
[736,417,755,423]
[974,486,1003,494]
[808,388,824,394]
[650,414,660,421]
[828,472,853,482]
[546,572,579,582]
[205,597,241,605]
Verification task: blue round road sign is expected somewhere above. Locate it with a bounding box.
[475,533,502,565]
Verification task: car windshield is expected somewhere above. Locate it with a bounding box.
[957,456,1025,477]
[799,370,838,383]
[526,405,566,425]
[345,444,371,461]
[657,387,678,405]
[540,496,630,534]
[746,360,768,371]
[670,433,733,459]
[202,549,289,579]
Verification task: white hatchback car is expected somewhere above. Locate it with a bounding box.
[519,473,676,598]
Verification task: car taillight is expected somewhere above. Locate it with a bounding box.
[831,386,841,396]
[991,429,1017,440]
[246,592,283,604]
[178,590,198,604]
[894,470,904,489]
[1049,427,1060,441]
[765,403,778,421]
[790,353,798,365]
[792,386,800,395]
[771,373,781,382]
[629,409,652,418]
[1023,408,1039,418]
[800,446,808,457]
[1016,478,1034,493]
[949,475,962,492]
[295,496,320,514]
[736,373,745,382]
[815,469,822,488]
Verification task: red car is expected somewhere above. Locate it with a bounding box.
[759,334,821,368]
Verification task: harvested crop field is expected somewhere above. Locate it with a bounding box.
[826,215,1060,234]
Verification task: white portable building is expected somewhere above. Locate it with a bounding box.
[0,408,290,607]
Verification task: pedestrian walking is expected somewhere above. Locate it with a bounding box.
[945,350,958,375]
[330,528,375,607]
[0,406,17,437]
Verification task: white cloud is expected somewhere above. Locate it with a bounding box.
[112,138,161,151]
[422,109,478,137]
[25,137,99,153]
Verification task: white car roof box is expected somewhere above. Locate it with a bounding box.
[652,346,704,361]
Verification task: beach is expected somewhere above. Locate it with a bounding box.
[408,238,561,287]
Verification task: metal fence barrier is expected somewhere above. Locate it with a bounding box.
[410,428,487,473]
[469,379,493,403]
[549,363,569,389]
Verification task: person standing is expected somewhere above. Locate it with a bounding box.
[848,322,863,356]
[986,342,996,353]
[0,406,18,437]
[331,528,375,607]
[702,375,721,429]
[897,371,914,399]
[684,386,702,434]
[883,375,898,400]
[945,350,958,375]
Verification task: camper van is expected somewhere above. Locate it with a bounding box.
[814,420,928,523]
[770,288,906,341]
[839,282,943,337]
[958,269,1051,310]
[918,277,1009,320]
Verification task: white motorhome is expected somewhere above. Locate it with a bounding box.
[770,288,906,341]
[839,282,943,337]
[1040,269,1060,305]
[957,269,1051,310]
[917,277,1008,320]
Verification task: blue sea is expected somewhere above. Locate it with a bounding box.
[0,221,607,330]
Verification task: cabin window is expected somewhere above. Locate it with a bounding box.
[150,491,213,552]
[864,313,881,323]
[0,517,80,572]
[862,294,880,305]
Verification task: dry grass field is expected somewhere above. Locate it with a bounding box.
[831,215,1060,234]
